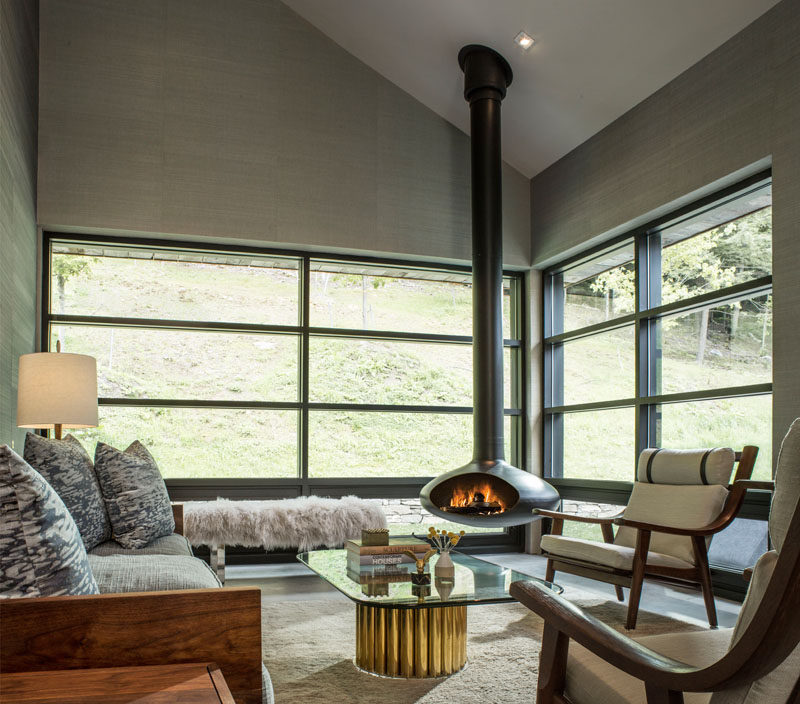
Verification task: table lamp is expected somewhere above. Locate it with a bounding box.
[17,346,98,440]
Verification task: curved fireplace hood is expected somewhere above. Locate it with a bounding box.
[419,45,559,528]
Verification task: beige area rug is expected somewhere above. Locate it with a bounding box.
[261,590,704,704]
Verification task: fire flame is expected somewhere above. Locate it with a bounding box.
[449,482,506,511]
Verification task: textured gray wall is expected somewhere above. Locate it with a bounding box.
[0,0,38,449]
[37,0,530,267]
[530,0,800,464]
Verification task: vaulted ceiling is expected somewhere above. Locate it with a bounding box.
[283,0,781,177]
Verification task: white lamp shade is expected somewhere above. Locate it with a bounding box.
[17,352,98,429]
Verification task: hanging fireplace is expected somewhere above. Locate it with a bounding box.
[419,45,559,529]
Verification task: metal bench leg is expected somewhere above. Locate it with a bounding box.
[210,544,226,585]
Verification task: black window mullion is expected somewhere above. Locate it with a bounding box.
[637,231,662,454]
[299,255,311,485]
[544,174,772,488]
[543,272,564,478]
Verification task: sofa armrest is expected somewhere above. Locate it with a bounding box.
[172,502,184,536]
[0,587,262,704]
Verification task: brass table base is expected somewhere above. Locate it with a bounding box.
[355,603,467,678]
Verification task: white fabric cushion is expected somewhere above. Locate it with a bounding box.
[565,627,731,704]
[710,550,800,704]
[769,418,800,553]
[637,448,735,486]
[541,535,694,571]
[615,483,729,564]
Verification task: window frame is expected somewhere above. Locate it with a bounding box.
[41,232,527,551]
[543,170,773,508]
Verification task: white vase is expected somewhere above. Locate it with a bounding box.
[435,550,455,579]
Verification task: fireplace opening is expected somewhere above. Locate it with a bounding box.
[430,473,519,517]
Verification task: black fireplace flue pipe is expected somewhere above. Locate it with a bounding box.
[418,46,558,528]
[459,44,512,462]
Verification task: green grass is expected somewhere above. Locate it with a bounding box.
[561,295,773,480]
[57,252,773,482]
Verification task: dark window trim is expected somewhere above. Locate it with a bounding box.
[43,231,527,552]
[545,169,771,276]
[543,174,773,469]
[541,174,774,585]
[544,276,773,346]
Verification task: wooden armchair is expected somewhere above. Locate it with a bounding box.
[537,447,759,629]
[0,504,265,704]
[511,421,800,704]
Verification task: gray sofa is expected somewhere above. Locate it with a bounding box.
[0,448,271,704]
[79,510,274,703]
[87,528,222,593]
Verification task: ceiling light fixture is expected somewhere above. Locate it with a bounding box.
[514,31,534,50]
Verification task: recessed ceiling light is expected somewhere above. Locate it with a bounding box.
[514,31,534,51]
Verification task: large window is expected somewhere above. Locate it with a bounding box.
[45,237,524,540]
[544,174,773,482]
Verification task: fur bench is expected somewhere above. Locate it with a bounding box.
[183,496,387,582]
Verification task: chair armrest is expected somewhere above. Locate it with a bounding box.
[510,579,702,689]
[534,508,624,525]
[0,587,262,704]
[172,502,184,535]
[733,480,774,491]
[613,479,774,537]
[509,579,754,693]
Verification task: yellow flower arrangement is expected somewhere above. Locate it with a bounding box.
[426,526,466,554]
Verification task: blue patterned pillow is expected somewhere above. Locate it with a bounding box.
[94,441,175,549]
[24,432,111,550]
[0,445,99,598]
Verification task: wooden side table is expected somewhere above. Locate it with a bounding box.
[0,662,235,703]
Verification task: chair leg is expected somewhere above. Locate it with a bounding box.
[626,529,651,630]
[692,535,718,628]
[600,523,625,602]
[545,558,556,584]
[536,623,569,704]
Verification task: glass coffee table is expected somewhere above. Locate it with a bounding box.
[297,549,562,679]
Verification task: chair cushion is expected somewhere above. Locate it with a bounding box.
[637,447,735,486]
[94,441,174,549]
[89,533,193,557]
[540,535,694,571]
[615,483,729,564]
[710,550,800,704]
[88,554,221,592]
[770,418,800,553]
[565,627,731,704]
[0,445,99,598]
[23,432,111,550]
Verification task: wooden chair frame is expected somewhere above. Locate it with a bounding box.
[0,504,264,704]
[537,447,760,629]
[511,476,800,704]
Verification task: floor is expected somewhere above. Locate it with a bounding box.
[225,551,741,629]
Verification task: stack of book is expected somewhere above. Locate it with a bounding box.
[345,537,430,575]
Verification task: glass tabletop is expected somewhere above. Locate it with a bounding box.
[297,549,563,608]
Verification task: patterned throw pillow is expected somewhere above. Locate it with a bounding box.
[24,432,111,550]
[94,441,175,549]
[0,445,99,598]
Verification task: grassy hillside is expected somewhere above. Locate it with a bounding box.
[55,246,772,487]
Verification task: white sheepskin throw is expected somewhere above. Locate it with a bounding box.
[183,495,388,552]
